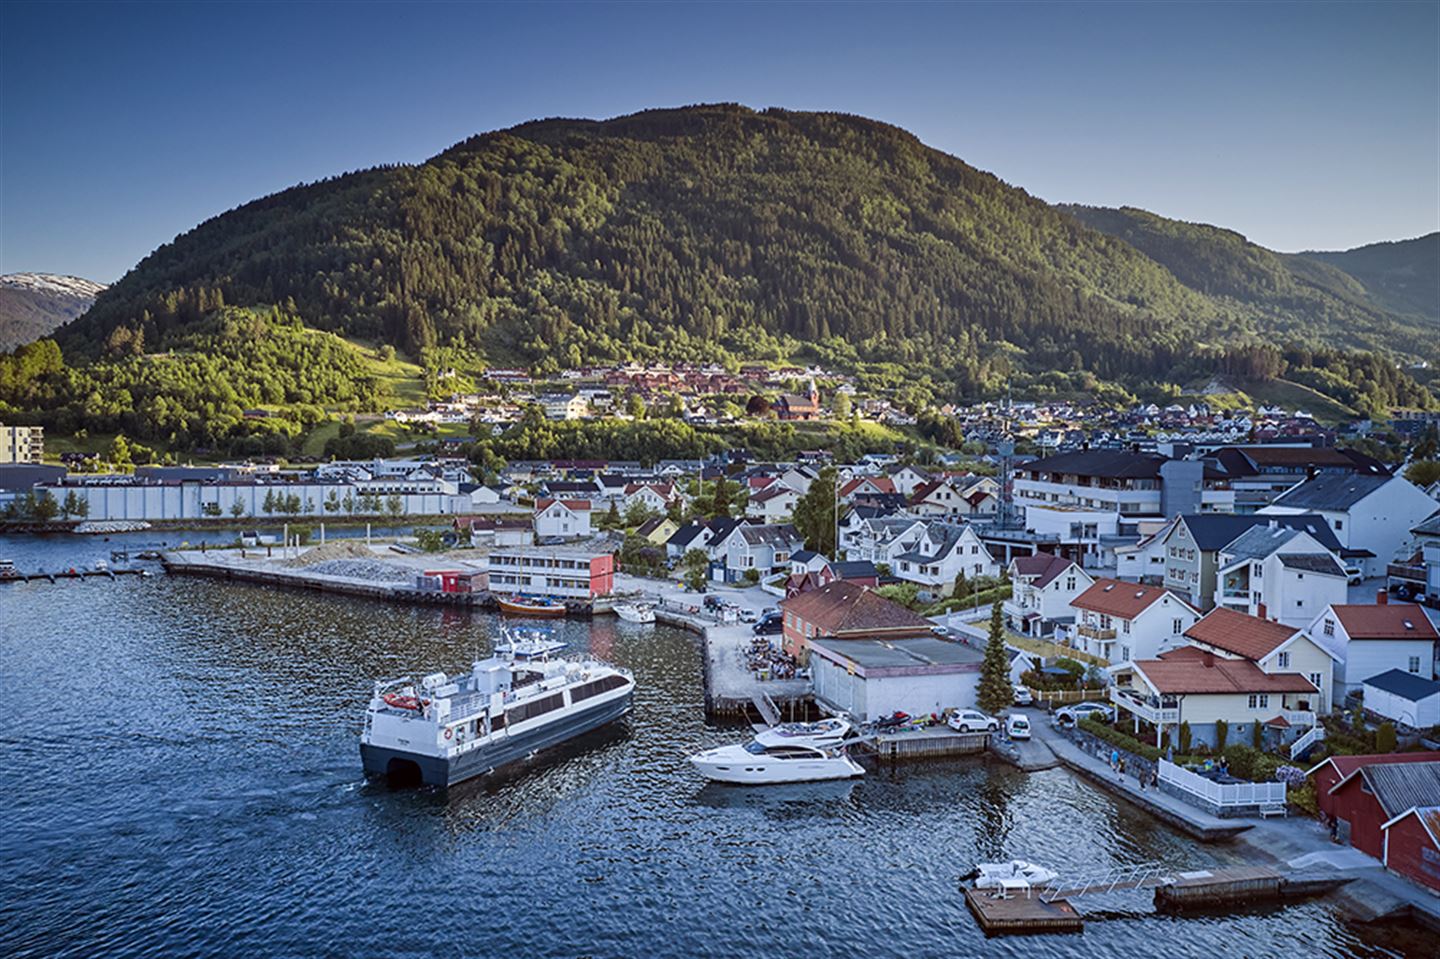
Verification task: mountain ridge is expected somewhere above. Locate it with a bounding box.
[0,273,107,352]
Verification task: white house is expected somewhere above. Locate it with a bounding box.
[622,483,677,516]
[533,498,593,539]
[884,464,933,498]
[1069,577,1199,665]
[1307,600,1440,699]
[1214,524,1348,628]
[746,484,801,522]
[1261,473,1439,578]
[540,393,589,421]
[1003,552,1093,637]
[1361,670,1440,729]
[713,522,802,584]
[890,522,999,599]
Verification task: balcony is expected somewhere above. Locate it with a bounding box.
[1281,709,1317,728]
[1110,687,1179,725]
[1387,563,1427,585]
[1220,587,1250,600]
[1077,624,1117,641]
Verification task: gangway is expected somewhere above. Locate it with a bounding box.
[751,690,781,727]
[1040,863,1173,902]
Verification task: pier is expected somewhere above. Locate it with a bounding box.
[2,567,149,584]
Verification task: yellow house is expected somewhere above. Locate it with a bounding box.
[636,516,679,547]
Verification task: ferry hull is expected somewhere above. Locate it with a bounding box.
[361,690,632,788]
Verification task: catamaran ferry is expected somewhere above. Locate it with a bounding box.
[360,632,634,787]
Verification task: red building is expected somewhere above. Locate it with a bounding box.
[1382,806,1440,892]
[1308,753,1437,822]
[778,580,932,660]
[1314,757,1440,858]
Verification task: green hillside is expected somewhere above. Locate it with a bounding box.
[62,104,1356,388]
[1058,205,1436,361]
[1297,233,1439,322]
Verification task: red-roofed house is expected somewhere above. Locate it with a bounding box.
[1307,752,1440,821]
[1305,599,1439,697]
[778,579,932,660]
[746,484,801,522]
[622,483,678,516]
[534,498,593,539]
[838,476,897,502]
[1308,757,1440,858]
[1110,642,1322,749]
[1182,607,1336,713]
[1068,577,1199,665]
[1003,553,1093,637]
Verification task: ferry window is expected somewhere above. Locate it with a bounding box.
[507,693,565,725]
[491,712,505,731]
[571,675,628,702]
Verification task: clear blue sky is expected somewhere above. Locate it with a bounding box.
[2,1,1436,282]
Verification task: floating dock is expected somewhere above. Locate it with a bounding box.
[1,568,148,584]
[963,888,1083,935]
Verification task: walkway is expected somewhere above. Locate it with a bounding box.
[1028,712,1251,841]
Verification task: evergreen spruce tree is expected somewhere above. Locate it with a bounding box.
[977,601,1012,715]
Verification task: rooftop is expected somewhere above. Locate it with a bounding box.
[1363,668,1440,702]
[1330,604,1438,640]
[1184,607,1298,661]
[780,580,932,635]
[809,636,983,671]
[1073,577,1187,620]
[1134,647,1317,695]
[1268,472,1391,511]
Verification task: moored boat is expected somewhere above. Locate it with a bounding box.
[497,594,567,618]
[0,559,20,582]
[754,717,853,749]
[613,602,655,624]
[971,860,1060,890]
[688,741,864,785]
[360,631,634,788]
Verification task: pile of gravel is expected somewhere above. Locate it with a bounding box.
[304,559,415,582]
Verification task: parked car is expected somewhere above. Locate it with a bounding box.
[947,709,999,733]
[1344,564,1363,586]
[931,624,952,636]
[1007,714,1032,740]
[1054,701,1114,726]
[739,609,759,623]
[752,612,783,635]
[1012,685,1033,706]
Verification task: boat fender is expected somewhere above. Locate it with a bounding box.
[581,672,590,681]
[444,727,453,740]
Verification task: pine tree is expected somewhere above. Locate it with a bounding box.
[976,601,1012,715]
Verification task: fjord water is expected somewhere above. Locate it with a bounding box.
[0,535,1419,958]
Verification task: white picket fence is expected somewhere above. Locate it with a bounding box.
[1158,759,1286,808]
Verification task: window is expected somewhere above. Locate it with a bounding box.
[1122,620,1131,634]
[1277,651,1290,669]
[1172,618,1183,634]
[1253,563,1263,579]
[507,692,565,725]
[1121,645,1130,661]
[571,674,629,703]
[1409,656,1422,674]
[1334,519,1343,530]
[1247,694,1269,709]
[1065,577,1076,591]
[1323,619,1335,636]
[1309,672,1323,691]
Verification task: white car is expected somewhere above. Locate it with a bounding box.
[1054,702,1114,726]
[947,709,1000,733]
[1012,685,1033,706]
[1007,714,1032,740]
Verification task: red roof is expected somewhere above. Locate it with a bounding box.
[1134,647,1317,695]
[1305,751,1438,781]
[1185,607,1298,661]
[535,498,591,512]
[838,476,896,498]
[1330,604,1438,640]
[779,580,931,636]
[1011,552,1076,589]
[1073,577,1190,620]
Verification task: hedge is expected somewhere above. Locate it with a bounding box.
[1079,717,1163,762]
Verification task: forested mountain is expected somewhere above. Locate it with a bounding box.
[1298,234,1439,323]
[64,105,1429,385]
[1058,206,1436,359]
[0,274,106,352]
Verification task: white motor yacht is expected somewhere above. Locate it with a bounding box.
[613,602,656,624]
[753,717,852,749]
[972,860,1059,890]
[689,741,864,785]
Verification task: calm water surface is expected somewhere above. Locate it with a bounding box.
[0,534,1426,958]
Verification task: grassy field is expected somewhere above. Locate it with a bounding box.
[343,337,428,409]
[1184,376,1357,425]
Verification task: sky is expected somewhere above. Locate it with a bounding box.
[2,1,1436,283]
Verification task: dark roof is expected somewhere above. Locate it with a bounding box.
[1021,449,1168,479]
[1211,445,1390,478]
[1278,553,1347,576]
[1269,473,1391,511]
[1179,513,1341,552]
[0,464,66,491]
[667,521,709,549]
[809,635,982,669]
[1010,551,1076,589]
[1363,669,1440,702]
[832,559,879,579]
[1413,510,1440,537]
[1356,762,1440,818]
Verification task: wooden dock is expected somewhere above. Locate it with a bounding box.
[1,568,149,584]
[856,728,990,762]
[963,887,1083,935]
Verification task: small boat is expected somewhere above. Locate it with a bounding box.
[689,741,865,785]
[498,595,568,618]
[494,625,567,661]
[971,860,1060,890]
[613,602,656,624]
[0,560,21,582]
[754,717,853,749]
